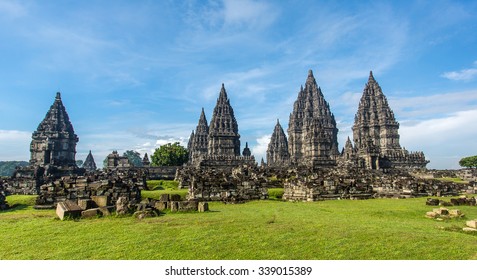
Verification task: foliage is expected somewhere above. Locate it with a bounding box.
[123,150,143,167]
[459,155,477,168]
[0,161,29,177]
[141,189,188,201]
[2,196,477,259]
[268,188,284,200]
[76,160,84,167]
[151,142,188,166]
[436,177,468,184]
[146,180,179,191]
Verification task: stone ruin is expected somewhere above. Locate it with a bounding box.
[0,180,9,210]
[281,167,474,201]
[35,169,144,208]
[177,164,269,202]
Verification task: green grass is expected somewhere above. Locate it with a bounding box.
[146,180,179,190]
[141,189,189,200]
[268,188,284,200]
[1,195,477,260]
[436,177,469,184]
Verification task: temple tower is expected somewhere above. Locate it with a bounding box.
[207,84,241,157]
[30,92,79,167]
[267,119,290,166]
[352,71,428,169]
[83,150,97,172]
[188,108,209,165]
[287,70,339,167]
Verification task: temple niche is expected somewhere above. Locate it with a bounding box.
[350,71,429,170]
[30,92,79,168]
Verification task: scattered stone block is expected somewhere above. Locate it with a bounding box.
[426,198,440,206]
[463,227,477,232]
[426,211,438,218]
[98,206,112,216]
[81,208,99,218]
[77,199,94,210]
[159,194,169,202]
[449,209,463,218]
[466,220,477,229]
[198,202,209,212]
[170,194,181,201]
[433,208,449,215]
[170,201,179,212]
[133,210,157,219]
[154,201,168,211]
[56,200,82,220]
[91,195,109,207]
[116,197,129,215]
[178,201,198,212]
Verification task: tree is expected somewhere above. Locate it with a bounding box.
[123,150,143,167]
[459,155,477,169]
[151,142,188,166]
[76,160,84,167]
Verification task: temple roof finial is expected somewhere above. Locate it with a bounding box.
[56,92,61,100]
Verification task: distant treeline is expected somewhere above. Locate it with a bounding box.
[0,161,29,177]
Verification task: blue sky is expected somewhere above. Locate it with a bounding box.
[1,0,476,169]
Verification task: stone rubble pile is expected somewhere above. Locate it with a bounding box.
[0,180,10,210]
[426,196,476,207]
[425,207,464,219]
[55,193,209,220]
[178,165,269,202]
[463,220,477,232]
[282,167,471,202]
[36,170,145,207]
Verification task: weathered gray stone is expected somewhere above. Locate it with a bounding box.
[154,201,168,211]
[198,202,209,212]
[77,199,94,210]
[116,196,129,215]
[56,200,82,220]
[463,227,477,232]
[91,195,109,207]
[81,208,99,218]
[466,220,477,229]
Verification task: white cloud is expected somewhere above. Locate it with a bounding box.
[441,68,477,81]
[441,61,477,81]
[400,109,477,169]
[223,0,277,29]
[251,134,271,162]
[0,130,31,161]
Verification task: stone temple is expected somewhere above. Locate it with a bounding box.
[287,70,339,167]
[187,83,255,168]
[350,71,428,169]
[266,70,428,170]
[30,92,79,168]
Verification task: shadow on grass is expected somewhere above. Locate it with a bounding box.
[2,203,29,212]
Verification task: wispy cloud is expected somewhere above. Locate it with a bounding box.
[251,134,270,162]
[400,109,477,169]
[0,0,27,19]
[441,61,477,81]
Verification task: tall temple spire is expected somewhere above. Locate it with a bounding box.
[352,71,428,169]
[208,84,241,157]
[30,92,79,167]
[288,70,339,167]
[188,107,210,165]
[83,150,97,172]
[267,118,290,166]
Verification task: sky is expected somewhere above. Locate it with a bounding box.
[0,0,476,169]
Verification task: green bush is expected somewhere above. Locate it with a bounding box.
[268,188,284,200]
[146,180,179,190]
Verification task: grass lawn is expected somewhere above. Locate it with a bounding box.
[1,194,476,260]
